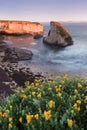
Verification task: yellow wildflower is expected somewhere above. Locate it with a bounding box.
[21,94,27,99]
[8,123,12,129]
[44,110,51,121]
[21,90,24,93]
[10,105,13,109]
[35,83,39,86]
[26,114,33,124]
[57,92,62,97]
[67,119,73,127]
[34,114,39,120]
[6,110,9,114]
[56,87,60,92]
[56,75,61,79]
[64,74,68,79]
[74,89,78,94]
[73,95,76,99]
[48,100,55,108]
[48,81,53,84]
[3,112,7,117]
[73,103,77,108]
[38,88,40,91]
[9,117,13,122]
[31,83,34,86]
[85,105,87,109]
[59,85,62,88]
[48,87,52,91]
[61,80,65,84]
[71,110,74,114]
[19,117,22,123]
[81,79,85,83]
[27,86,31,89]
[85,96,87,100]
[76,100,81,104]
[0,112,2,116]
[82,93,84,97]
[32,92,36,96]
[77,107,80,111]
[37,93,41,98]
[84,96,87,103]
[77,83,82,88]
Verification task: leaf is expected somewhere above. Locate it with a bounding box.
[60,112,67,125]
[33,99,40,107]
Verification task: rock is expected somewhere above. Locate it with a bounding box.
[43,21,73,47]
[0,20,44,38]
[0,41,8,52]
[0,63,44,86]
[0,68,10,82]
[0,68,14,103]
[3,47,33,62]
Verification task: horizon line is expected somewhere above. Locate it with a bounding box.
[0,19,87,23]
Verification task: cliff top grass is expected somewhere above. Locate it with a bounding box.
[51,21,71,37]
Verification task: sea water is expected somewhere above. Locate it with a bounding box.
[24,22,87,71]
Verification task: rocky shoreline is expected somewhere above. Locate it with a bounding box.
[0,62,46,104]
[1,58,87,104]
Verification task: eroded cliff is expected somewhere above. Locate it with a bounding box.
[0,20,44,38]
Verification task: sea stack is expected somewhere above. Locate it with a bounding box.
[43,21,73,47]
[0,20,44,38]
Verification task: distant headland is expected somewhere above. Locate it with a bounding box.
[0,20,44,38]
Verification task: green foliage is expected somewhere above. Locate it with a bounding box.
[0,74,87,130]
[58,26,67,37]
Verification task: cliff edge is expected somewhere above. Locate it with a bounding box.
[0,20,44,38]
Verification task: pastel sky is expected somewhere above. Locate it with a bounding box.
[0,0,87,22]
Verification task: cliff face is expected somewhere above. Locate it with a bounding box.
[43,21,73,47]
[0,20,44,38]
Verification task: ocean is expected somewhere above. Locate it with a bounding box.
[1,22,87,77]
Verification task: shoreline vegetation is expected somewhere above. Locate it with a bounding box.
[0,62,87,130]
[0,73,87,130]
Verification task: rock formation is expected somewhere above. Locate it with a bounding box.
[43,21,73,47]
[0,20,44,38]
[3,47,33,62]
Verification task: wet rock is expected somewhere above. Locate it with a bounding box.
[43,21,73,47]
[3,47,33,62]
[0,68,10,82]
[0,41,8,51]
[0,63,44,86]
[0,68,14,103]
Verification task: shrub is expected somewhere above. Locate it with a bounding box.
[0,74,87,130]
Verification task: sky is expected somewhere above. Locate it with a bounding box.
[0,0,87,22]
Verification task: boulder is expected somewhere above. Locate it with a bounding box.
[0,41,9,51]
[0,41,7,46]
[0,20,44,38]
[3,47,33,62]
[43,21,73,47]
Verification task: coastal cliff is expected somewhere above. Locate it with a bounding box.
[0,20,44,38]
[43,21,73,47]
